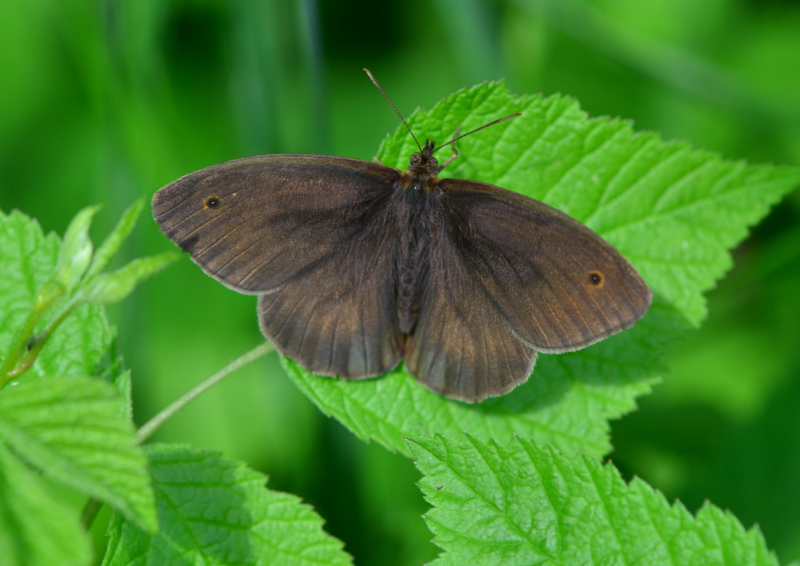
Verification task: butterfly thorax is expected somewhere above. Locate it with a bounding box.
[393,156,442,335]
[401,139,441,193]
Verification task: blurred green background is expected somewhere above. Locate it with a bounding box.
[1,0,799,564]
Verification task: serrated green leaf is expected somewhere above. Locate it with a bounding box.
[90,332,133,418]
[285,81,800,458]
[54,205,100,292]
[0,441,92,566]
[377,82,800,326]
[0,376,156,532]
[102,443,351,566]
[0,209,113,378]
[85,198,145,281]
[80,252,177,305]
[408,434,778,566]
[285,323,657,458]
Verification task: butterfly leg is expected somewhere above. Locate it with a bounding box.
[438,127,462,171]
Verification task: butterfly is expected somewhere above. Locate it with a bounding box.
[152,70,651,402]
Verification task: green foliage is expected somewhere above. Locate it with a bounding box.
[0,201,176,386]
[85,199,145,281]
[2,6,800,558]
[0,376,156,532]
[0,205,166,561]
[286,83,800,459]
[0,209,110,380]
[409,434,778,566]
[103,444,352,566]
[0,204,347,566]
[0,442,91,566]
[81,253,177,305]
[54,205,100,293]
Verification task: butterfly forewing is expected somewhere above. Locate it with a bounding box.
[153,155,399,293]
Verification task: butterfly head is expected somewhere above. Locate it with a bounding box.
[404,140,441,192]
[408,140,439,172]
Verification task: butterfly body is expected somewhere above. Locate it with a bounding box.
[153,139,651,402]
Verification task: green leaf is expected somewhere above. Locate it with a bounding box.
[408,434,779,566]
[85,198,145,281]
[0,209,112,378]
[102,444,351,566]
[90,332,133,418]
[378,82,800,326]
[113,369,133,419]
[0,441,92,566]
[80,252,178,305]
[54,205,100,292]
[32,279,66,314]
[0,376,157,532]
[285,81,800,457]
[0,209,60,352]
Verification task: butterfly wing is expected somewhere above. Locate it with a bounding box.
[152,155,405,377]
[404,178,650,403]
[438,178,652,353]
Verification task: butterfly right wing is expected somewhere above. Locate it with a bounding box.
[435,178,652,355]
[403,222,538,401]
[404,176,650,403]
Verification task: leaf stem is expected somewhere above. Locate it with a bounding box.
[135,342,274,444]
[2,295,85,381]
[80,343,274,531]
[0,280,67,387]
[0,311,40,387]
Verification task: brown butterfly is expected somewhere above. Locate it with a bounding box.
[152,70,651,402]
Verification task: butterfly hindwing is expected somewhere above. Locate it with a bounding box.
[403,217,537,401]
[256,200,406,377]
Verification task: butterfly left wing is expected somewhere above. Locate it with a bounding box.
[152,155,406,377]
[255,209,406,377]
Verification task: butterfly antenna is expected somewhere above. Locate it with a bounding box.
[432,113,522,154]
[364,68,422,152]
